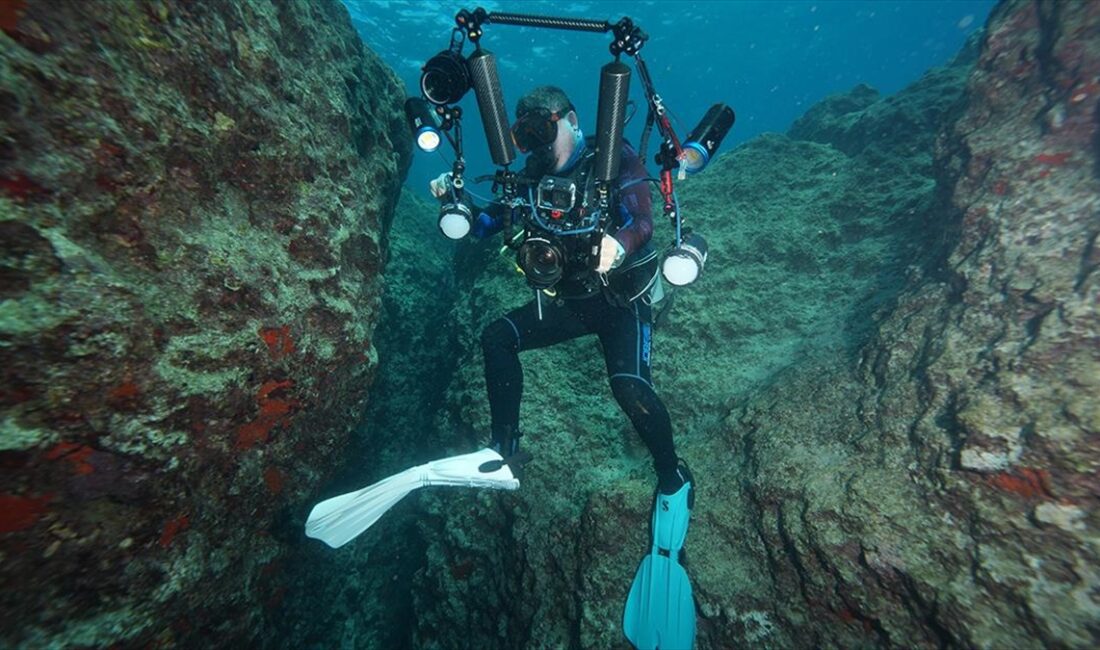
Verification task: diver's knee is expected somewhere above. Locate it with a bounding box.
[609,375,651,406]
[481,318,519,353]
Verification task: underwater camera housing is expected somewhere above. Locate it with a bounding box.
[517,175,604,289]
[516,230,598,291]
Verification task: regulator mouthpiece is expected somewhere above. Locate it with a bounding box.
[662,232,708,286]
[439,200,473,240]
[421,49,471,106]
[681,104,735,175]
[404,98,442,153]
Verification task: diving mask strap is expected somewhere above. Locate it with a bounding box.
[559,128,587,172]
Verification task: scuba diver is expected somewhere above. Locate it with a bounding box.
[428,85,693,497]
[307,9,733,648]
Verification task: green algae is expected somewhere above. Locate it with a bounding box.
[0,415,56,452]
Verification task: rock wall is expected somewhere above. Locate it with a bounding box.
[691,1,1099,648]
[0,0,408,646]
[355,1,1098,649]
[271,190,457,650]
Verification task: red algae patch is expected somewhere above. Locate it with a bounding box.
[259,325,295,359]
[988,467,1054,499]
[0,493,52,533]
[236,380,298,450]
[159,514,190,548]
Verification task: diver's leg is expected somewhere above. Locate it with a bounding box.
[481,296,590,453]
[596,300,685,494]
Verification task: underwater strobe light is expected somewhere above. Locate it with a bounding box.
[680,104,736,175]
[404,98,442,153]
[662,232,708,286]
[438,197,473,240]
[421,48,471,106]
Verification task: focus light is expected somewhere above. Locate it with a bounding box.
[404,97,442,153]
[680,104,735,175]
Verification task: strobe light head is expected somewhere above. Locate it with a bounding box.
[681,104,735,175]
[662,232,708,286]
[404,98,442,152]
[421,49,471,106]
[438,200,473,240]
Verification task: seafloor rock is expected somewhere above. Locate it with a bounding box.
[0,0,408,646]
[343,2,1098,650]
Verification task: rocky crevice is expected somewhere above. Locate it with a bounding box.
[0,1,409,646]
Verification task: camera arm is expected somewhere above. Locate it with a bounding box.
[458,8,647,57]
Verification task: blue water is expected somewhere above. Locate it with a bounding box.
[343,0,994,193]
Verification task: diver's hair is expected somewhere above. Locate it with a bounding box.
[516,86,573,117]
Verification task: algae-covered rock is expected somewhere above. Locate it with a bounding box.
[270,190,456,650]
[691,1,1100,648]
[0,0,408,646]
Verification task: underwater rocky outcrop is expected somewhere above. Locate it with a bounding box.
[0,0,408,646]
[270,190,459,649]
[697,1,1099,647]
[320,1,1098,649]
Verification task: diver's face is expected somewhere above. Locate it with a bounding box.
[550,110,579,172]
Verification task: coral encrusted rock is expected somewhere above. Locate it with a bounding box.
[0,0,408,646]
[688,1,1100,648]
[270,191,457,650]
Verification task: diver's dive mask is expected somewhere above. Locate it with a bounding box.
[511,104,575,153]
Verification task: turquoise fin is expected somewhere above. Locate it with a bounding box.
[623,479,696,650]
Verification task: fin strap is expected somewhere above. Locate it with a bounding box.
[478,450,533,477]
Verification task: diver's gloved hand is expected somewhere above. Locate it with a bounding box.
[429,172,453,200]
[596,234,626,273]
[471,212,499,239]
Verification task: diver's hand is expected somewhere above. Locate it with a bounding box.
[429,172,453,199]
[596,234,626,273]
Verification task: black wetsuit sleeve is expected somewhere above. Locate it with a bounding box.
[613,144,654,256]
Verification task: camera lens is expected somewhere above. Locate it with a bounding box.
[536,246,556,266]
[518,238,563,289]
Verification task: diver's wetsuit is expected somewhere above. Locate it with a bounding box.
[477,141,680,486]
